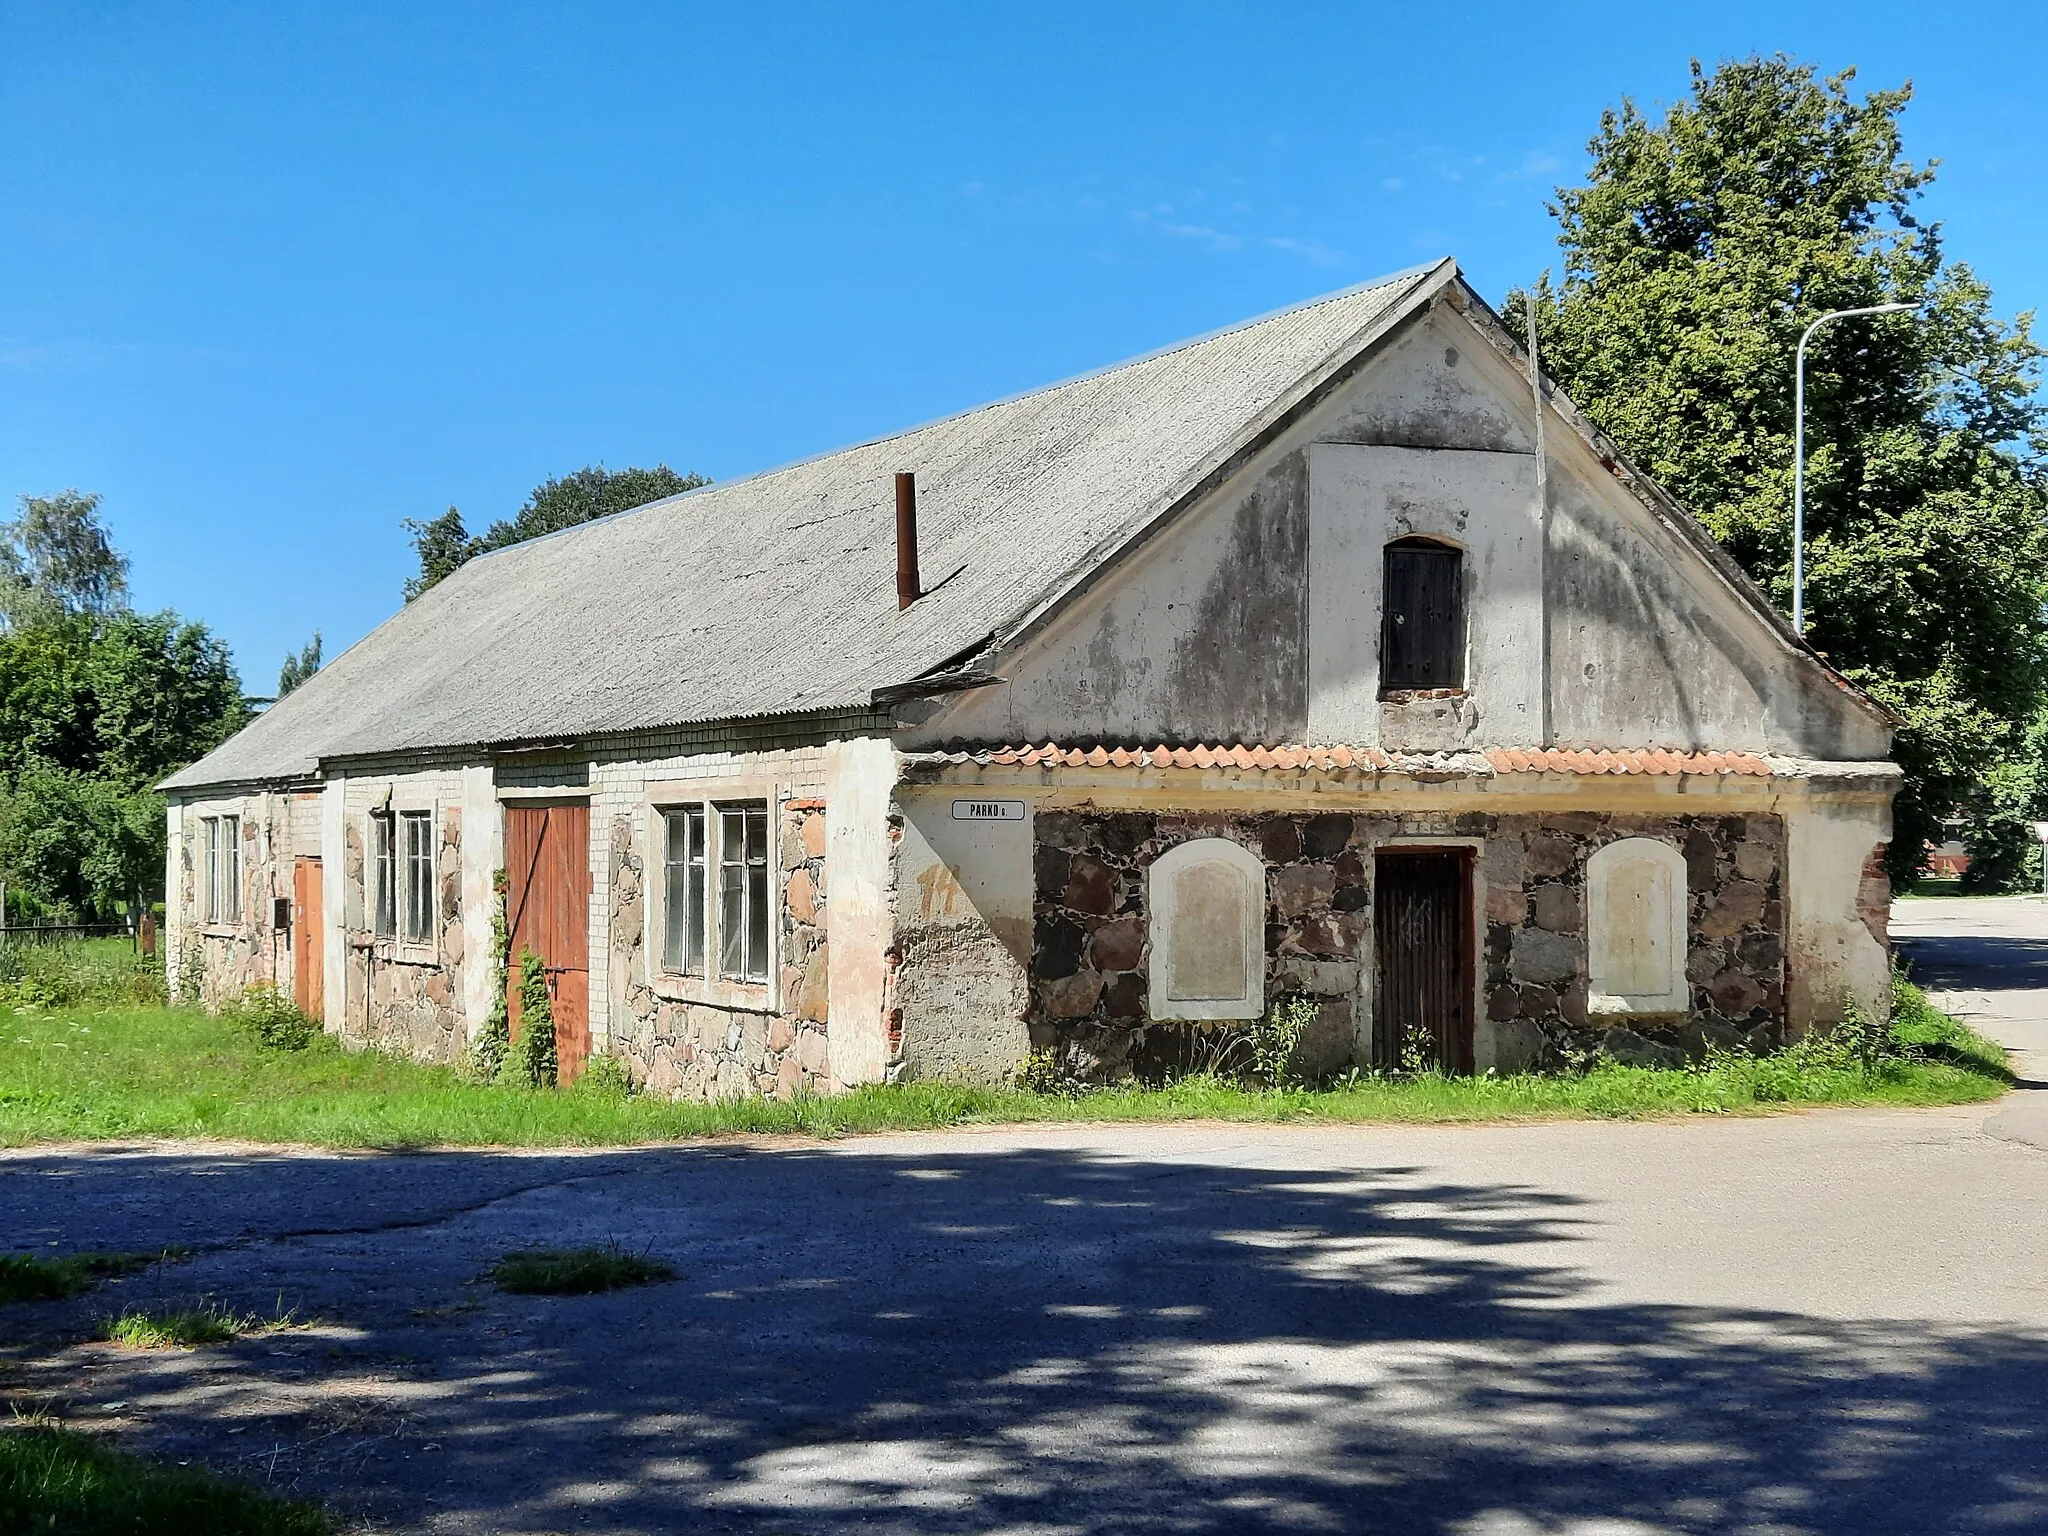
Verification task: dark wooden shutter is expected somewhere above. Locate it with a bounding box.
[1374,848,1474,1074]
[1381,540,1465,690]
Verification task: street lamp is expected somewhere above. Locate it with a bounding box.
[1792,302,1917,635]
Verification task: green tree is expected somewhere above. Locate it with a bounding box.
[1,491,131,628]
[0,497,247,920]
[400,508,471,601]
[403,465,709,599]
[278,631,322,697]
[1505,57,2048,885]
[0,762,161,919]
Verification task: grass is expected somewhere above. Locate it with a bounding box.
[0,1420,329,1535]
[97,1298,290,1350]
[0,1249,191,1305]
[0,981,2010,1150]
[487,1244,677,1294]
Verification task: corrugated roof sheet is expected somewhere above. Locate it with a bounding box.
[909,742,1800,777]
[165,265,1443,791]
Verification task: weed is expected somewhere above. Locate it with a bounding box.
[487,1244,676,1295]
[1253,995,1318,1088]
[222,985,317,1051]
[574,1053,633,1098]
[1011,1045,1093,1097]
[0,1420,329,1535]
[99,1298,287,1350]
[0,1248,191,1305]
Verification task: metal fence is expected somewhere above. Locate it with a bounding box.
[0,923,139,945]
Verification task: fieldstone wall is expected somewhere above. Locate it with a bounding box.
[606,798,831,1099]
[1030,807,1788,1079]
[178,797,289,1007]
[1032,809,1366,1080]
[1483,811,1785,1070]
[342,806,466,1061]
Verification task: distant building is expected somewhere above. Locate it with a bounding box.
[163,260,1896,1092]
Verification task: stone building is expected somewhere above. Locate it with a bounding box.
[162,259,1897,1090]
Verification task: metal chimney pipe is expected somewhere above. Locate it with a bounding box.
[895,471,921,610]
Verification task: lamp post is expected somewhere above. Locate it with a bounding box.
[1793,302,1916,635]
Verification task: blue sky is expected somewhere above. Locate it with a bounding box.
[4,2,2045,690]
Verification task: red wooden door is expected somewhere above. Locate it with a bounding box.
[293,857,324,1021]
[504,803,592,1084]
[1374,848,1475,1074]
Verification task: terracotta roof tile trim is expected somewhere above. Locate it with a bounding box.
[924,743,1778,776]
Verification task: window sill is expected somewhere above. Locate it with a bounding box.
[1379,688,1469,703]
[651,972,777,1014]
[347,937,441,967]
[199,925,242,940]
[1587,993,1688,1018]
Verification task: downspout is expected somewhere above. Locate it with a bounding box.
[1526,291,1552,748]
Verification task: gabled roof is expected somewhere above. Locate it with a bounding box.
[165,261,1450,790]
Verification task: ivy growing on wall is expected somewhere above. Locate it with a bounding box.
[462,868,512,1083]
[509,949,557,1088]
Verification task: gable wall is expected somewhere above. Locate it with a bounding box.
[904,302,1888,761]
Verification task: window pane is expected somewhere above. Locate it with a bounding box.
[223,817,240,918]
[685,807,706,974]
[203,819,219,923]
[718,870,744,977]
[372,816,395,938]
[745,808,769,984]
[402,813,432,942]
[662,812,690,972]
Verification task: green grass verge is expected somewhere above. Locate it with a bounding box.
[0,1422,328,1535]
[488,1244,677,1295]
[0,1249,191,1305]
[0,983,2009,1150]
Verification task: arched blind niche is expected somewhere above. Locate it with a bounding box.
[1147,838,1266,1020]
[1586,837,1689,1015]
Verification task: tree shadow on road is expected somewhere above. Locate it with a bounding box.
[7,1140,2046,1534]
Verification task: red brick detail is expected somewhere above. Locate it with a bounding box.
[1858,843,1892,949]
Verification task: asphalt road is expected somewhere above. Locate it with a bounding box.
[1,907,2043,1534]
[1894,893,2048,1152]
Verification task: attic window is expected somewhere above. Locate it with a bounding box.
[1381,538,1465,692]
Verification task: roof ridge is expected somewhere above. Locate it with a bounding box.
[449,261,1451,573]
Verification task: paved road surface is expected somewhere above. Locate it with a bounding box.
[1894,893,2048,1151]
[0,907,2043,1534]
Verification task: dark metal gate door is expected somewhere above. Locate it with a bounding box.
[1374,848,1474,1074]
[504,803,592,1085]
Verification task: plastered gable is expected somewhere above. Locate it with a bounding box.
[905,299,1888,761]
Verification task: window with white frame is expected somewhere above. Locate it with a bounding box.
[662,805,708,974]
[658,798,770,985]
[202,814,241,925]
[401,810,435,943]
[370,813,396,939]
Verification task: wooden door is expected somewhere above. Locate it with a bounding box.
[504,803,592,1084]
[293,857,324,1021]
[1374,848,1474,1074]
